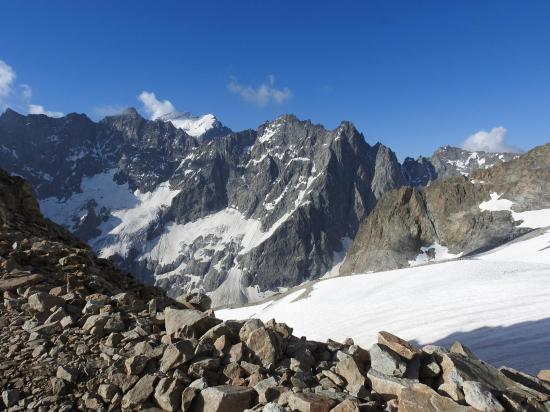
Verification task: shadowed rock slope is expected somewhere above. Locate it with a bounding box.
[3,169,550,411]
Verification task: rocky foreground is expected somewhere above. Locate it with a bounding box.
[2,170,550,411]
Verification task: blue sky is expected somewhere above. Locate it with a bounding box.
[1,0,549,159]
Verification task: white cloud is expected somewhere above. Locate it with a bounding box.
[28,104,64,118]
[227,75,292,107]
[462,126,521,153]
[0,60,16,97]
[138,91,175,119]
[0,58,63,117]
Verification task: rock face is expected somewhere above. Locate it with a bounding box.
[343,143,550,274]
[1,168,550,411]
[0,109,408,306]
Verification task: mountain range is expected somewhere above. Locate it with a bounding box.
[0,108,532,307]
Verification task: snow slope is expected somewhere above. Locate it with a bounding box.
[219,229,550,374]
[158,112,217,137]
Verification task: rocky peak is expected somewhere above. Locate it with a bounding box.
[403,145,518,186]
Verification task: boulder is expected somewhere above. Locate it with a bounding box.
[378,331,420,360]
[246,327,282,368]
[335,355,367,395]
[27,292,64,312]
[2,389,21,408]
[399,383,476,411]
[195,385,255,412]
[121,374,158,409]
[369,343,407,377]
[462,381,505,412]
[254,376,279,404]
[239,318,264,342]
[538,370,550,383]
[287,392,337,412]
[56,365,78,383]
[0,273,43,291]
[125,355,149,375]
[165,307,220,338]
[366,369,417,400]
[181,387,199,410]
[160,340,195,372]
[154,377,184,411]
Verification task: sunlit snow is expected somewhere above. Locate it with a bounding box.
[219,229,550,373]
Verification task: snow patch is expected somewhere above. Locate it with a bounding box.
[479,192,550,229]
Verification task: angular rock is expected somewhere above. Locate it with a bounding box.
[27,292,64,312]
[181,386,199,410]
[399,383,475,411]
[239,318,265,342]
[366,369,417,400]
[0,273,43,291]
[254,376,279,404]
[98,383,119,402]
[121,374,158,409]
[2,389,21,408]
[154,377,184,411]
[369,343,407,377]
[378,331,421,361]
[125,355,149,375]
[165,307,220,338]
[56,365,78,383]
[246,327,282,367]
[538,370,550,383]
[287,392,337,412]
[335,356,367,395]
[160,340,195,372]
[195,385,255,412]
[462,381,505,412]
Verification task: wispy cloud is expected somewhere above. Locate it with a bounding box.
[138,91,175,119]
[462,126,522,153]
[0,58,63,117]
[227,75,292,107]
[28,104,64,118]
[93,104,126,118]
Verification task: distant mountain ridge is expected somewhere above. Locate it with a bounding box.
[0,107,521,306]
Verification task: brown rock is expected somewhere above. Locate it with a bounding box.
[366,369,416,400]
[121,374,158,409]
[164,307,220,338]
[335,356,367,395]
[181,386,199,410]
[246,327,282,367]
[195,385,255,412]
[378,331,421,361]
[0,273,43,291]
[27,292,64,312]
[538,370,550,383]
[287,392,337,412]
[399,383,476,412]
[160,340,195,372]
[154,377,184,411]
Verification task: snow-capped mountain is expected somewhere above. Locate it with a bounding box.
[402,145,518,186]
[0,109,406,307]
[158,111,232,139]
